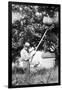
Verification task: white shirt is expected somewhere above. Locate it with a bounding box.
[20,48,30,61]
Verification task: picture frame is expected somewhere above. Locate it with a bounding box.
[8,1,61,88]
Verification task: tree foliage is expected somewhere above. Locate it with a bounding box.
[12,4,59,61]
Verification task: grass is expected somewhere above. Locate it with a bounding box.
[12,66,58,86]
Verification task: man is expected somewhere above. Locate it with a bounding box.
[19,42,30,83]
[19,42,30,68]
[20,42,30,63]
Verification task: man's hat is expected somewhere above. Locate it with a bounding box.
[24,42,30,47]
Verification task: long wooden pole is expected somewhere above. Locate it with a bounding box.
[30,28,49,63]
[35,24,54,51]
[35,28,48,51]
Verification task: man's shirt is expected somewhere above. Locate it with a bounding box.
[20,48,30,61]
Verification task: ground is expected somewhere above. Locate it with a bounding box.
[12,66,58,86]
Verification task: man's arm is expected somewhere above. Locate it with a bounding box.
[21,49,30,60]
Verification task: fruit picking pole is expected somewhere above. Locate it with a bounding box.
[30,28,49,63]
[35,28,48,51]
[35,24,54,51]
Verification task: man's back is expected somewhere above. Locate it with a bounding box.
[20,48,30,61]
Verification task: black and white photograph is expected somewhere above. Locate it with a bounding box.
[8,1,60,88]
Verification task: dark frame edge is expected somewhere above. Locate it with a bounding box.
[8,1,12,88]
[8,1,60,6]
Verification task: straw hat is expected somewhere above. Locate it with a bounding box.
[24,42,30,47]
